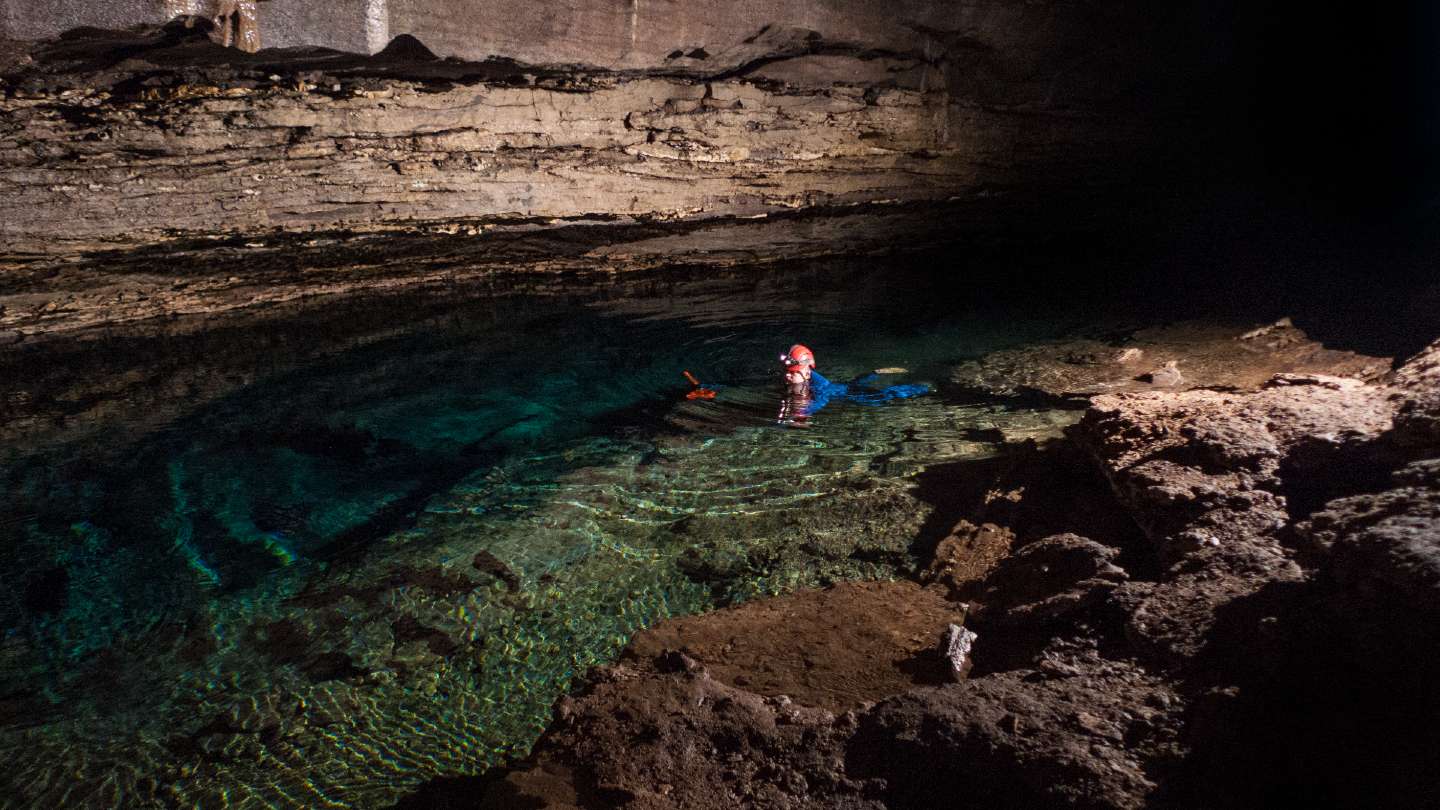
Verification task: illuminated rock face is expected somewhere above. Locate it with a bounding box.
[0,70,1145,254]
[4,1,262,51]
[3,0,1176,76]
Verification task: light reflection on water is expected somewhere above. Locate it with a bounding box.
[0,260,1079,808]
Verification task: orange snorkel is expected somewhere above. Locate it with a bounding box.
[683,370,717,400]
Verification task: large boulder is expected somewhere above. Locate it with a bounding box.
[849,664,1183,810]
[1302,458,1440,642]
[972,533,1128,625]
[1069,370,1400,669]
[1074,374,1397,560]
[1391,338,1440,449]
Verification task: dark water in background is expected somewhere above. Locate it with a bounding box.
[0,249,1398,808]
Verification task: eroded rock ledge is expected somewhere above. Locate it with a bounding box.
[0,15,1181,259]
[472,324,1440,809]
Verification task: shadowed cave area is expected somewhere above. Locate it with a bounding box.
[0,2,1437,809]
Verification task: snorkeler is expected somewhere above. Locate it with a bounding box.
[778,344,819,426]
[777,344,929,426]
[781,344,818,388]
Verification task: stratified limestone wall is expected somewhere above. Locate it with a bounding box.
[2,0,1138,70]
[3,1,265,52]
[0,68,1149,254]
[1,1,1205,100]
[0,0,1203,255]
[0,0,161,42]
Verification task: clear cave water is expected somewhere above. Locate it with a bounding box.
[0,256,1186,807]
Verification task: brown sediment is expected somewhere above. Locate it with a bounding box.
[626,580,964,713]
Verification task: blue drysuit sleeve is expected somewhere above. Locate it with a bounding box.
[799,370,929,416]
[801,370,840,415]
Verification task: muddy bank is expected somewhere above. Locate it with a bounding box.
[474,322,1440,809]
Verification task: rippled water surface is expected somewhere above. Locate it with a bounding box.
[0,259,1084,807]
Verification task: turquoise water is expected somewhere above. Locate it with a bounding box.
[0,259,1081,807]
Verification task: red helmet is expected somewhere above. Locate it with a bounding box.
[781,344,816,370]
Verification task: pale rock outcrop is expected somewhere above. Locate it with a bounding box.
[939,623,978,681]
[951,320,1390,400]
[1391,338,1440,448]
[1072,373,1398,665]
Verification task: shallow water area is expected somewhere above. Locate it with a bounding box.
[0,258,1084,808]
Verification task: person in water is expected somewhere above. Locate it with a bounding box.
[777,344,929,426]
[777,344,820,426]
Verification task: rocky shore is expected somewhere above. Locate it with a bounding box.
[470,321,1440,809]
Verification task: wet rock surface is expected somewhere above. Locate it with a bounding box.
[472,327,1440,809]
